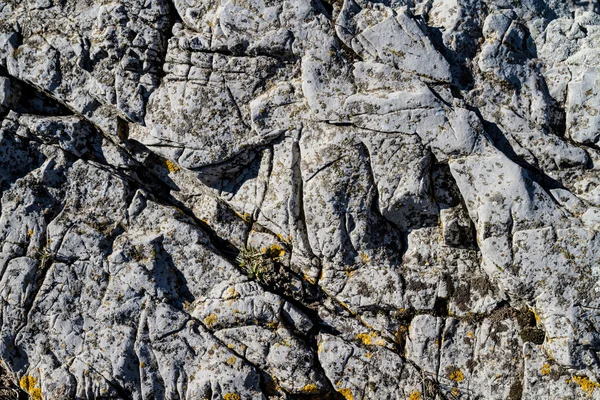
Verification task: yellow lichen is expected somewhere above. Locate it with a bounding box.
[357,331,385,346]
[267,321,279,329]
[338,387,354,400]
[409,391,421,400]
[139,362,146,368]
[267,244,285,258]
[304,273,317,284]
[165,159,179,172]
[451,387,460,396]
[223,393,240,400]
[569,375,600,396]
[301,384,319,393]
[204,314,218,328]
[226,356,236,365]
[19,376,42,400]
[541,363,550,375]
[276,234,293,245]
[27,229,34,237]
[223,287,240,300]
[448,368,465,383]
[356,333,373,345]
[365,352,373,359]
[529,308,541,325]
[359,252,370,263]
[466,331,474,338]
[234,212,252,222]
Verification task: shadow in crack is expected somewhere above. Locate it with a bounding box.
[0,363,28,400]
[0,67,72,118]
[193,148,262,194]
[432,163,477,249]
[0,132,45,192]
[149,235,194,309]
[479,116,571,191]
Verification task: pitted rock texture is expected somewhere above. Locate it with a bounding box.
[1,0,600,399]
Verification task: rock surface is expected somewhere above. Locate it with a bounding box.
[0,0,600,399]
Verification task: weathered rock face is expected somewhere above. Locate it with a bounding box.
[0,0,600,399]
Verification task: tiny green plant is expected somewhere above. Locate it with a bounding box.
[36,245,54,270]
[236,245,275,284]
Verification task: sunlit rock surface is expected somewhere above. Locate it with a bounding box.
[1,0,600,398]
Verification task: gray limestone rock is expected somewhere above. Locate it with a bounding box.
[0,0,599,399]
